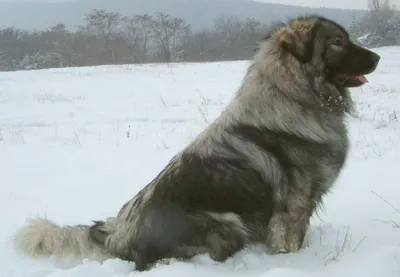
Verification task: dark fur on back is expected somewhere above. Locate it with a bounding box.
[13,15,381,272]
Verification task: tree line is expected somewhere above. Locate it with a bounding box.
[0,0,399,71]
[0,10,267,71]
[349,0,400,48]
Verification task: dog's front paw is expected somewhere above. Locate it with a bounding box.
[266,244,289,255]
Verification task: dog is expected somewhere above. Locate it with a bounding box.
[13,15,380,271]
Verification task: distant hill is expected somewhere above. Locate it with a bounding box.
[0,0,367,31]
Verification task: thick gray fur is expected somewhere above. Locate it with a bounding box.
[13,15,380,271]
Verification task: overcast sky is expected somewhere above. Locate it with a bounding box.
[255,0,400,9]
[1,0,400,10]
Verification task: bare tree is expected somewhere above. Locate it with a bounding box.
[240,18,265,53]
[0,52,8,71]
[82,9,123,38]
[38,23,77,67]
[122,14,153,63]
[0,27,33,69]
[211,15,263,60]
[134,15,153,62]
[76,10,126,64]
[182,30,216,61]
[151,12,191,62]
[368,0,395,33]
[355,0,400,47]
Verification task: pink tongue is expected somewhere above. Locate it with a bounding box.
[357,75,368,83]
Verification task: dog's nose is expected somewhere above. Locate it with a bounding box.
[371,53,381,64]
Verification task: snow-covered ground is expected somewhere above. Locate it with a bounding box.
[1,46,400,277]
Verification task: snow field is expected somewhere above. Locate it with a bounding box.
[1,47,400,276]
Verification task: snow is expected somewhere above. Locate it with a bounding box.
[1,46,400,277]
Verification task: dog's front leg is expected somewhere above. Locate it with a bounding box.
[285,195,312,253]
[266,189,313,254]
[266,211,290,254]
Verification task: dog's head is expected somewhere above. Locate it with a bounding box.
[267,15,380,88]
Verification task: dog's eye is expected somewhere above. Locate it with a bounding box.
[332,38,343,46]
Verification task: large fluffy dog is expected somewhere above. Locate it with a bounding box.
[13,15,380,271]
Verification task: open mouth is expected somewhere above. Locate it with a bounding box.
[332,73,369,87]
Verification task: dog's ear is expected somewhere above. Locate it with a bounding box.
[279,23,316,63]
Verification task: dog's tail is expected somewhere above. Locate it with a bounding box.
[13,217,116,262]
